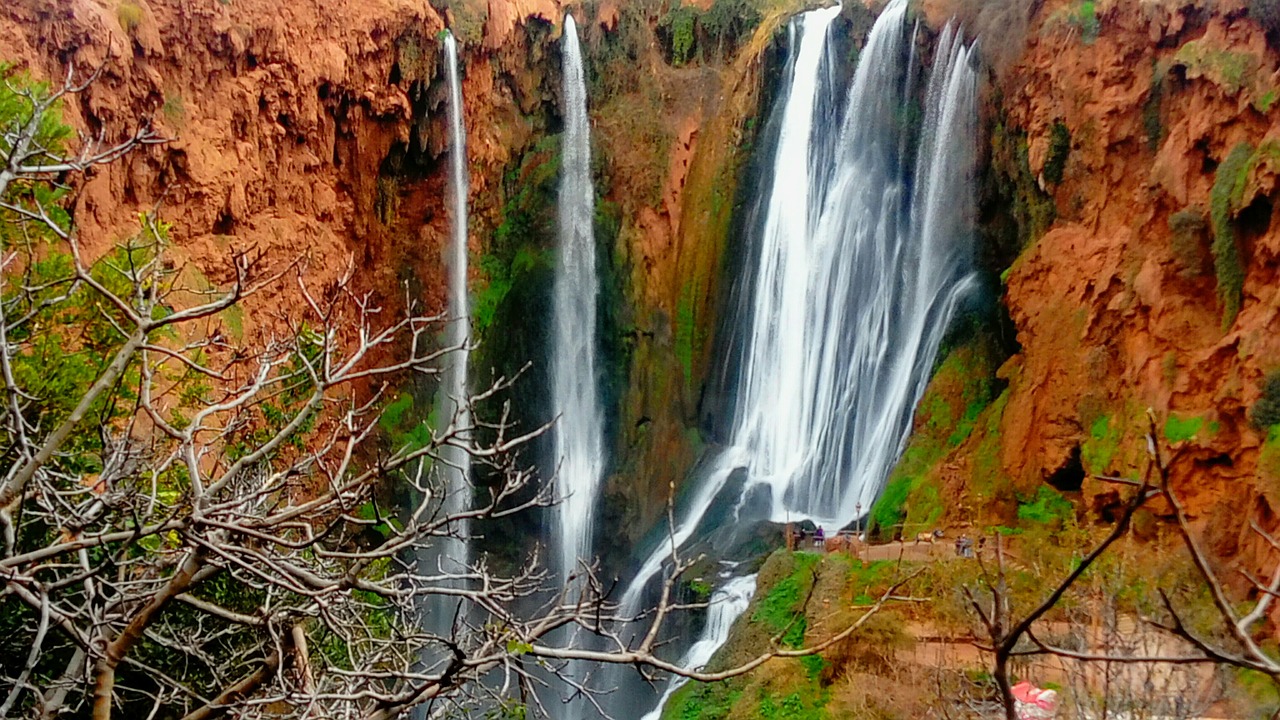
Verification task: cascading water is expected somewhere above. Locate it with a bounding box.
[552,14,606,584]
[610,4,979,716]
[638,574,757,720]
[732,0,978,528]
[416,32,471,657]
[438,29,472,577]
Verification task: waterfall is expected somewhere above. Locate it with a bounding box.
[415,33,471,661]
[729,0,978,529]
[618,3,847,616]
[638,574,758,720]
[611,4,979,716]
[438,29,472,576]
[552,14,606,584]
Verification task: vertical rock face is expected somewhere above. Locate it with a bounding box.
[0,0,790,562]
[24,0,1279,581]
[0,0,451,334]
[974,0,1280,560]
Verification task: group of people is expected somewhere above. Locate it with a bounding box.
[794,525,826,547]
[954,534,984,558]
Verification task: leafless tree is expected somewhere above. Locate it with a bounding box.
[0,59,907,720]
[964,410,1280,719]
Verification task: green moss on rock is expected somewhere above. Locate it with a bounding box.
[1209,142,1252,329]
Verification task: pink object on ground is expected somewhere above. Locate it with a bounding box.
[1011,681,1058,719]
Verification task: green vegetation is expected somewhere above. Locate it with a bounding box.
[753,690,826,720]
[1168,207,1209,278]
[394,31,434,84]
[675,281,698,384]
[445,0,488,46]
[162,92,185,128]
[1076,0,1100,44]
[868,336,999,538]
[473,136,559,337]
[1163,413,1205,443]
[1261,427,1280,503]
[990,121,1056,258]
[1043,120,1071,186]
[657,0,765,67]
[751,552,820,648]
[1176,40,1258,95]
[662,5,699,66]
[666,681,743,720]
[1253,372,1280,430]
[1143,63,1167,151]
[473,245,550,336]
[665,554,910,720]
[1209,142,1253,329]
[1045,0,1100,44]
[699,0,764,62]
[969,389,1016,514]
[1081,415,1112,472]
[1017,485,1074,526]
[117,1,144,33]
[1174,37,1278,111]
[0,65,72,163]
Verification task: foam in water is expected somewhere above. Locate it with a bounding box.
[552,14,607,585]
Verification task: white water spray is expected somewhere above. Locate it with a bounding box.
[612,6,979,713]
[639,574,758,720]
[729,0,978,529]
[552,15,606,584]
[414,33,472,685]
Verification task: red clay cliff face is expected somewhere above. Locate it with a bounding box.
[0,0,603,340]
[0,0,452,335]
[994,0,1280,559]
[0,0,774,551]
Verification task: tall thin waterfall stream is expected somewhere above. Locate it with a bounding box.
[552,14,607,587]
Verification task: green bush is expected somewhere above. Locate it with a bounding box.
[1252,372,1280,430]
[1209,142,1253,329]
[1043,120,1071,185]
[751,552,820,648]
[660,5,699,67]
[699,0,762,62]
[117,1,144,33]
[1164,414,1205,443]
[1017,486,1074,526]
[1076,0,1100,44]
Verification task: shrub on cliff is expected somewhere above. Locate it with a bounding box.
[659,4,699,66]
[1209,142,1253,329]
[1253,372,1280,430]
[1043,120,1071,186]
